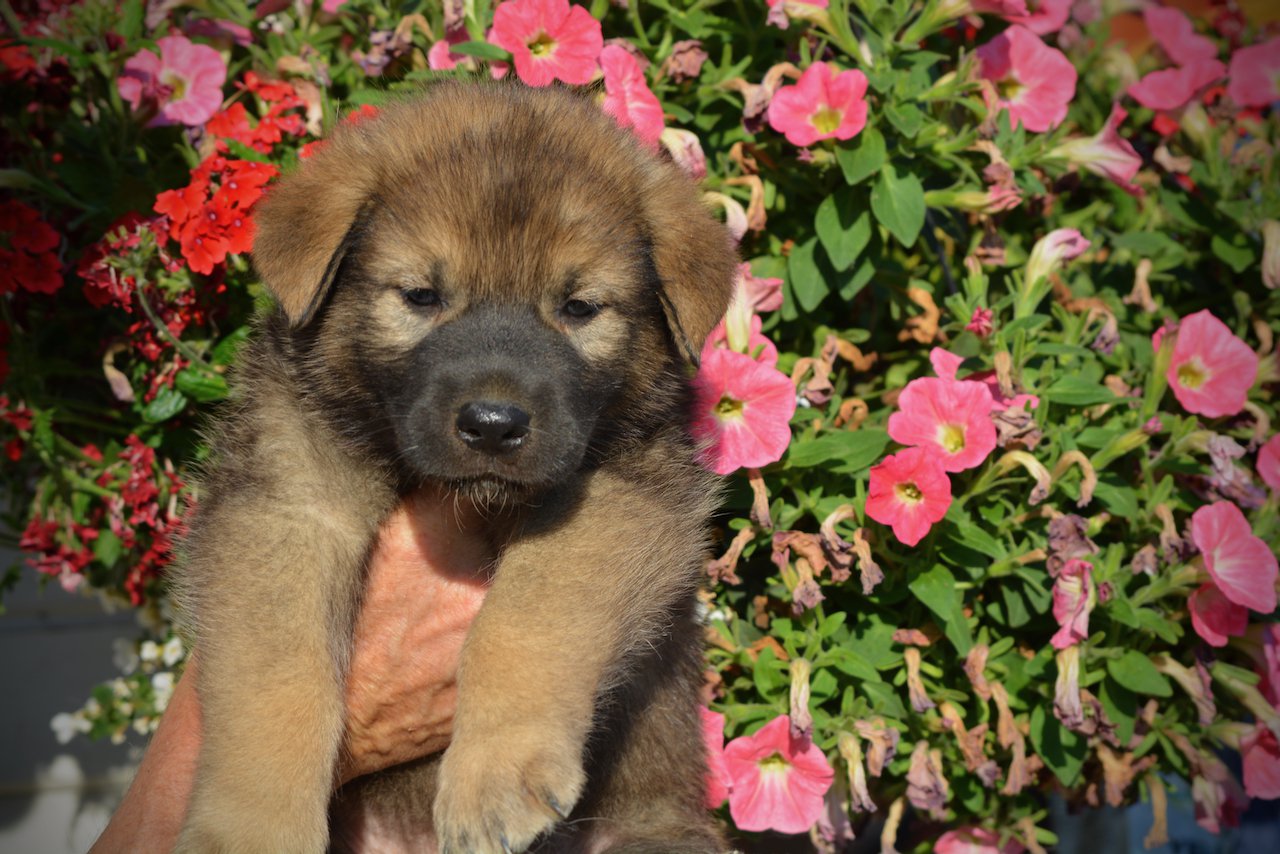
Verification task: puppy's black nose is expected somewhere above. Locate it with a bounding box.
[455,401,530,456]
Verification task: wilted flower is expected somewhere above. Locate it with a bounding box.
[659,128,707,180]
[489,0,603,87]
[701,707,732,807]
[765,0,829,29]
[1003,0,1071,35]
[865,447,953,547]
[837,731,876,813]
[767,61,869,147]
[117,34,227,127]
[790,658,813,741]
[1191,501,1277,614]
[691,348,797,475]
[1024,229,1090,293]
[1053,646,1083,730]
[1050,558,1094,649]
[1263,222,1280,291]
[1227,36,1280,108]
[723,714,834,834]
[1188,583,1248,648]
[660,39,708,82]
[1049,104,1142,195]
[601,44,664,150]
[853,717,899,777]
[904,646,936,713]
[977,25,1077,133]
[888,377,997,473]
[1163,310,1258,418]
[906,740,949,819]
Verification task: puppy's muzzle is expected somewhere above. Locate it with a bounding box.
[456,400,531,456]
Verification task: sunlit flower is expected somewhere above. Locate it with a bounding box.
[1164,310,1258,418]
[660,128,707,180]
[1053,646,1083,730]
[1024,228,1090,290]
[889,377,996,473]
[1191,501,1278,614]
[767,61,869,147]
[1050,558,1094,650]
[977,25,1077,133]
[866,447,953,547]
[702,707,732,808]
[1258,434,1280,492]
[601,44,664,150]
[723,714,834,833]
[489,0,603,87]
[1242,725,1280,800]
[692,348,796,475]
[1227,36,1280,107]
[1049,103,1142,195]
[117,34,227,127]
[1189,583,1248,648]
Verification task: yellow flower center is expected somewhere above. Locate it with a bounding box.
[528,31,557,57]
[939,424,966,454]
[716,395,744,419]
[895,481,923,504]
[758,752,790,773]
[811,106,843,135]
[997,77,1025,102]
[159,69,187,101]
[1176,358,1210,390]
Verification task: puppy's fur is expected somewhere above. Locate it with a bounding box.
[171,83,736,853]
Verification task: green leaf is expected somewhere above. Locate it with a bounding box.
[1043,375,1115,407]
[787,429,888,471]
[1029,704,1086,786]
[824,647,881,683]
[1211,234,1255,273]
[946,517,1007,560]
[142,387,189,424]
[836,127,885,186]
[884,103,925,138]
[1136,609,1182,644]
[908,565,973,654]
[860,680,906,718]
[212,327,252,366]
[814,191,871,272]
[1106,650,1172,697]
[92,530,123,568]
[870,164,925,248]
[175,369,229,403]
[118,0,144,39]
[450,41,512,61]
[786,237,830,313]
[1108,597,1140,629]
[1099,677,1138,748]
[222,139,274,164]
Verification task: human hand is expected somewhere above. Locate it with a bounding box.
[338,488,493,783]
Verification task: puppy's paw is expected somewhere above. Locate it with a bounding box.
[433,727,585,854]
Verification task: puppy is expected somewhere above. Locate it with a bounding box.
[171,82,736,854]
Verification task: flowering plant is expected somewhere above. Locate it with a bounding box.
[3,0,1280,849]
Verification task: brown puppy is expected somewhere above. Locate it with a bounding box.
[171,83,736,854]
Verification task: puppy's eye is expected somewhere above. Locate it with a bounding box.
[402,288,442,309]
[561,299,601,321]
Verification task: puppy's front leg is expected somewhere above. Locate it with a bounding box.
[433,471,706,854]
[175,482,392,854]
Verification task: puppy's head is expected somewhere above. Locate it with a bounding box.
[253,84,736,501]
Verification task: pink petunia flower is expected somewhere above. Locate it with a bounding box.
[1189,583,1249,648]
[1243,725,1280,800]
[1128,60,1226,111]
[1025,228,1090,289]
[692,348,797,475]
[117,35,227,128]
[1145,5,1218,66]
[702,313,779,368]
[767,61,869,147]
[977,25,1077,133]
[1163,309,1258,418]
[1258,434,1280,492]
[888,377,997,472]
[702,707,733,808]
[929,348,1039,413]
[967,307,994,337]
[1228,36,1280,108]
[866,447,953,547]
[1191,501,1278,614]
[601,44,664,151]
[489,0,603,87]
[1050,558,1094,650]
[1049,103,1143,195]
[722,714,834,834]
[935,826,1027,854]
[1003,0,1072,36]
[740,262,784,313]
[660,128,708,180]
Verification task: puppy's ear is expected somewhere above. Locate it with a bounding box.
[252,141,374,327]
[643,169,738,365]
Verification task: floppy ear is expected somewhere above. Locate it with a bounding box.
[643,168,738,365]
[252,141,375,327]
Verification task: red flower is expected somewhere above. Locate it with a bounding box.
[0,200,62,295]
[490,0,603,87]
[865,447,952,547]
[977,25,1076,133]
